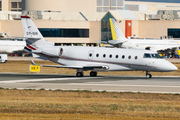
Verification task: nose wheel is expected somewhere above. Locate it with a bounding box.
[146,71,152,78]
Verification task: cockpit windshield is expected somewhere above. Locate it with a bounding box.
[143,53,162,59]
[143,54,151,58]
[151,54,162,58]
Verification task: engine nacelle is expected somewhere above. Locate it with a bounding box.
[40,47,63,57]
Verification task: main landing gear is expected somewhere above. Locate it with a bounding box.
[76,72,84,77]
[76,69,97,77]
[146,71,152,78]
[90,71,97,77]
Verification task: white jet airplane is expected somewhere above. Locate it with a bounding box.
[21,16,177,78]
[108,18,180,54]
[0,39,26,53]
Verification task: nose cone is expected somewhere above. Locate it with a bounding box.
[157,60,178,72]
[167,63,178,71]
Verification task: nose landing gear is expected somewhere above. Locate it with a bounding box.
[146,71,152,78]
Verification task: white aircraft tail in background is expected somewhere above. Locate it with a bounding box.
[0,40,26,53]
[21,16,177,78]
[109,18,180,54]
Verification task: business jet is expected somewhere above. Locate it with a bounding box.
[0,39,26,53]
[108,18,180,54]
[21,16,177,78]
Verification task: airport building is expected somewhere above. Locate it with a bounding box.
[0,0,180,46]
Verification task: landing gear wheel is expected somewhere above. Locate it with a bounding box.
[90,71,97,77]
[76,72,84,77]
[146,74,152,78]
[146,71,152,78]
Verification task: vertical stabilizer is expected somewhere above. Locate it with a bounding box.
[109,18,127,40]
[21,16,54,48]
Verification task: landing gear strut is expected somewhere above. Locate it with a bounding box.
[146,71,152,78]
[90,71,97,77]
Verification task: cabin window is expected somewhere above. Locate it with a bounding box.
[103,54,106,58]
[151,54,162,59]
[109,54,112,58]
[96,53,99,57]
[143,53,151,58]
[122,55,125,59]
[116,55,118,58]
[128,55,131,59]
[89,53,92,57]
[135,56,138,60]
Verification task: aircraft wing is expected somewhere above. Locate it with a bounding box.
[30,60,108,70]
[42,65,107,70]
[151,45,179,52]
[42,65,83,69]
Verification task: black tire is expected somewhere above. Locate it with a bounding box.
[146,74,152,78]
[90,71,97,77]
[76,72,83,77]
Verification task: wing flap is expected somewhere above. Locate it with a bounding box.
[42,65,83,69]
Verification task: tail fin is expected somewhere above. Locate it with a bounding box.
[21,16,54,49]
[109,18,126,40]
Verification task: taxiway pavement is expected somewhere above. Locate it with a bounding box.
[0,73,179,94]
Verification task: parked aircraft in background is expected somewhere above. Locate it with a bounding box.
[108,18,180,55]
[0,39,26,53]
[21,16,177,78]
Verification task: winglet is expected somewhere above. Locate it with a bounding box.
[30,59,36,65]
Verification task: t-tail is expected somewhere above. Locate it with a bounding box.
[109,18,127,45]
[21,16,54,50]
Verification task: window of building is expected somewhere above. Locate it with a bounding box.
[112,0,116,6]
[11,2,17,8]
[97,0,124,12]
[0,1,1,11]
[117,0,124,6]
[11,1,22,11]
[168,28,180,38]
[38,28,89,38]
[125,0,180,3]
[97,0,102,6]
[103,0,109,6]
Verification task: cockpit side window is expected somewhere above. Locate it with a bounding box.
[151,54,162,59]
[143,53,151,58]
